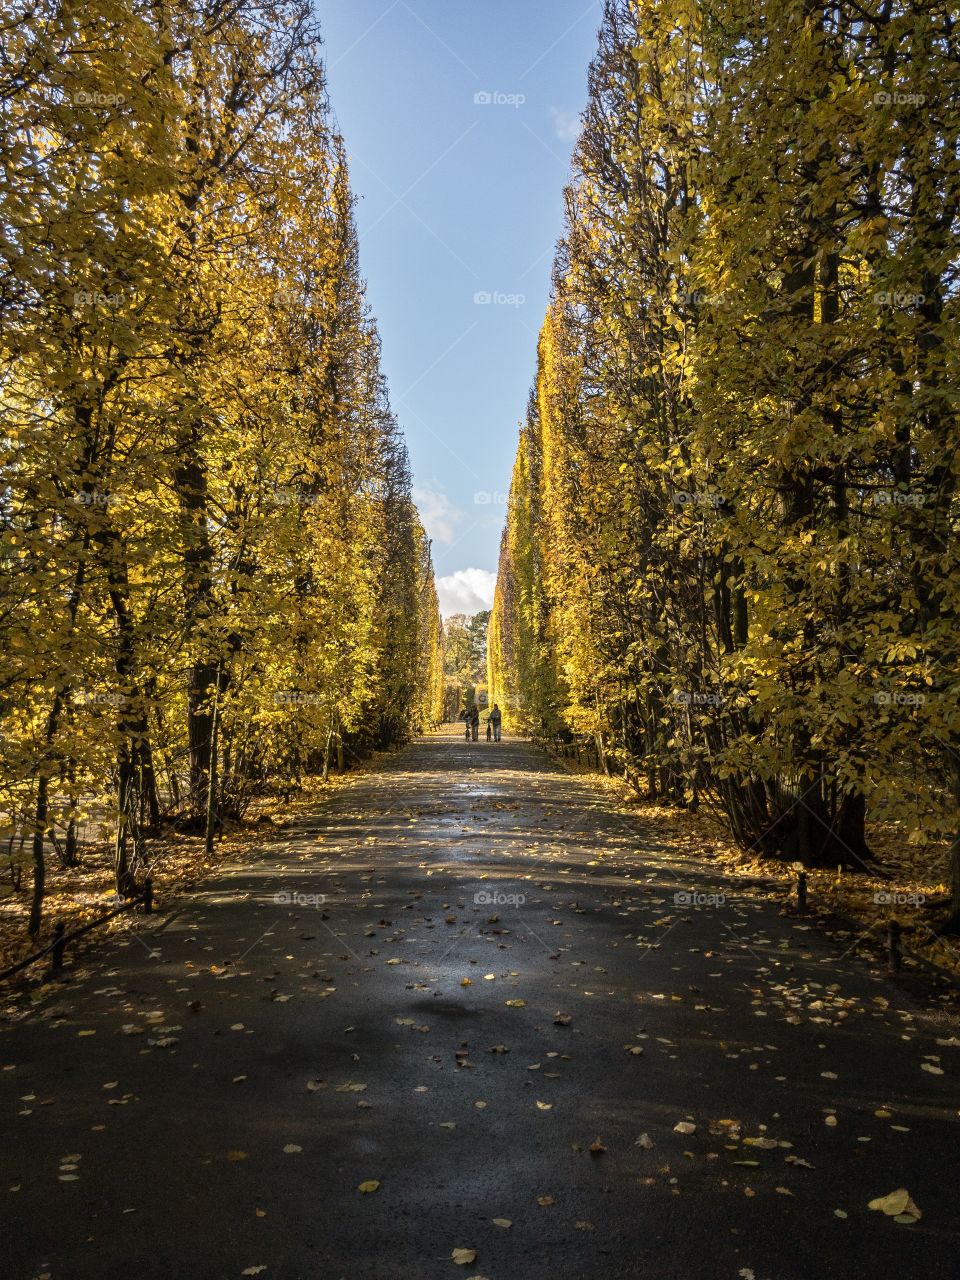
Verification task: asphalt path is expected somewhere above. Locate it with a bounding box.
[2,729,958,1280]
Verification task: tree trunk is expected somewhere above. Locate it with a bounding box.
[944,759,960,933]
[28,776,48,939]
[204,663,223,854]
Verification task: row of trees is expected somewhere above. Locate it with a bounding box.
[1,0,444,936]
[489,0,960,921]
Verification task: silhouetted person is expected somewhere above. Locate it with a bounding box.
[470,706,480,742]
[489,703,502,743]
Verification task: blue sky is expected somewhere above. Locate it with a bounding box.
[318,0,602,615]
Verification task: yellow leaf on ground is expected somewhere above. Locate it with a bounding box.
[868,1188,921,1220]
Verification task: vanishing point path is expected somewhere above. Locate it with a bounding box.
[2,729,958,1280]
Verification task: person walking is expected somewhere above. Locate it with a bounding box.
[470,705,480,742]
[489,703,502,743]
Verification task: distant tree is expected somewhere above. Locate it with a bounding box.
[467,611,490,682]
[443,615,473,682]
[444,611,488,687]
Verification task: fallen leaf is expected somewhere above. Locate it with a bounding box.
[868,1188,921,1222]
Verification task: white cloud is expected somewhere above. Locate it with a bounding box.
[413,482,457,545]
[437,568,496,618]
[549,106,581,142]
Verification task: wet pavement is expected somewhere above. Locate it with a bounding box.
[1,728,958,1280]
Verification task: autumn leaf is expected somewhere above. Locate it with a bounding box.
[868,1189,922,1222]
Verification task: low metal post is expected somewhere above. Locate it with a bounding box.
[796,870,808,910]
[51,921,66,972]
[887,919,903,972]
